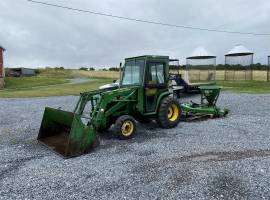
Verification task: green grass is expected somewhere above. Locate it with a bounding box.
[0,69,113,97]
[3,69,76,90]
[0,78,112,98]
[217,81,270,94]
[37,68,75,78]
[4,77,68,89]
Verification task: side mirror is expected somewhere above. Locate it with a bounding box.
[112,80,117,83]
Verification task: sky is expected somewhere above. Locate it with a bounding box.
[0,0,270,68]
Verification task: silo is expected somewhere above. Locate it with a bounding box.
[186,46,216,82]
[225,45,253,66]
[225,45,253,81]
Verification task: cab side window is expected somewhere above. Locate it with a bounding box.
[147,63,165,85]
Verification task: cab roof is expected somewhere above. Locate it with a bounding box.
[125,55,169,60]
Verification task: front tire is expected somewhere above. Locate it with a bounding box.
[157,96,181,128]
[114,115,137,139]
[97,121,113,132]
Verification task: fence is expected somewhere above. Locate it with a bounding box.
[224,70,253,81]
[185,69,216,82]
[174,69,270,82]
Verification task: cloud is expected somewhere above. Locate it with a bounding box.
[0,0,270,68]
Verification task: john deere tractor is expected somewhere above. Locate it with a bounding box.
[38,55,181,158]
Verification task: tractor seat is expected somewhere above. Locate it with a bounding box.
[146,81,157,96]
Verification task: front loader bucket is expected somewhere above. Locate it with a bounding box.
[38,107,97,158]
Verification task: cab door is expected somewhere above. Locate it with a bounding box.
[144,62,166,112]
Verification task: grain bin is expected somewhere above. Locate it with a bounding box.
[186,46,216,82]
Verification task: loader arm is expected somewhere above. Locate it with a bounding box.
[74,89,107,115]
[72,87,139,130]
[93,88,138,128]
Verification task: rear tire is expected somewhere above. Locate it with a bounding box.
[114,115,137,140]
[157,96,181,128]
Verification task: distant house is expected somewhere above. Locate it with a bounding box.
[0,45,5,89]
[7,68,36,77]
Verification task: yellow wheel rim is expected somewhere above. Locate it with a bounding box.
[167,104,180,122]
[121,120,134,137]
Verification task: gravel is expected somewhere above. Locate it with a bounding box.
[1,92,270,200]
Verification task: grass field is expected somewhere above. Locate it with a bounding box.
[217,81,270,93]
[0,78,112,98]
[75,70,119,79]
[0,69,115,98]
[0,69,269,98]
[4,77,68,89]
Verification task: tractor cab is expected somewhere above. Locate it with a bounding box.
[120,55,170,112]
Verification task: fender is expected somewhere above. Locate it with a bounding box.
[155,91,171,113]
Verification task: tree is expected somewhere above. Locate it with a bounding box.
[54,67,64,70]
[79,67,88,71]
[108,67,120,71]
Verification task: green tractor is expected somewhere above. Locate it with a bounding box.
[38,55,181,158]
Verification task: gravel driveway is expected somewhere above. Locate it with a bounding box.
[0,92,270,200]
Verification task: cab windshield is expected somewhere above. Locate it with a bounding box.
[121,59,145,85]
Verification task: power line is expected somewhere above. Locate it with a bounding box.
[26,0,270,36]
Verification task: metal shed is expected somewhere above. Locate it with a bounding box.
[225,45,254,66]
[7,68,36,77]
[186,46,216,82]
